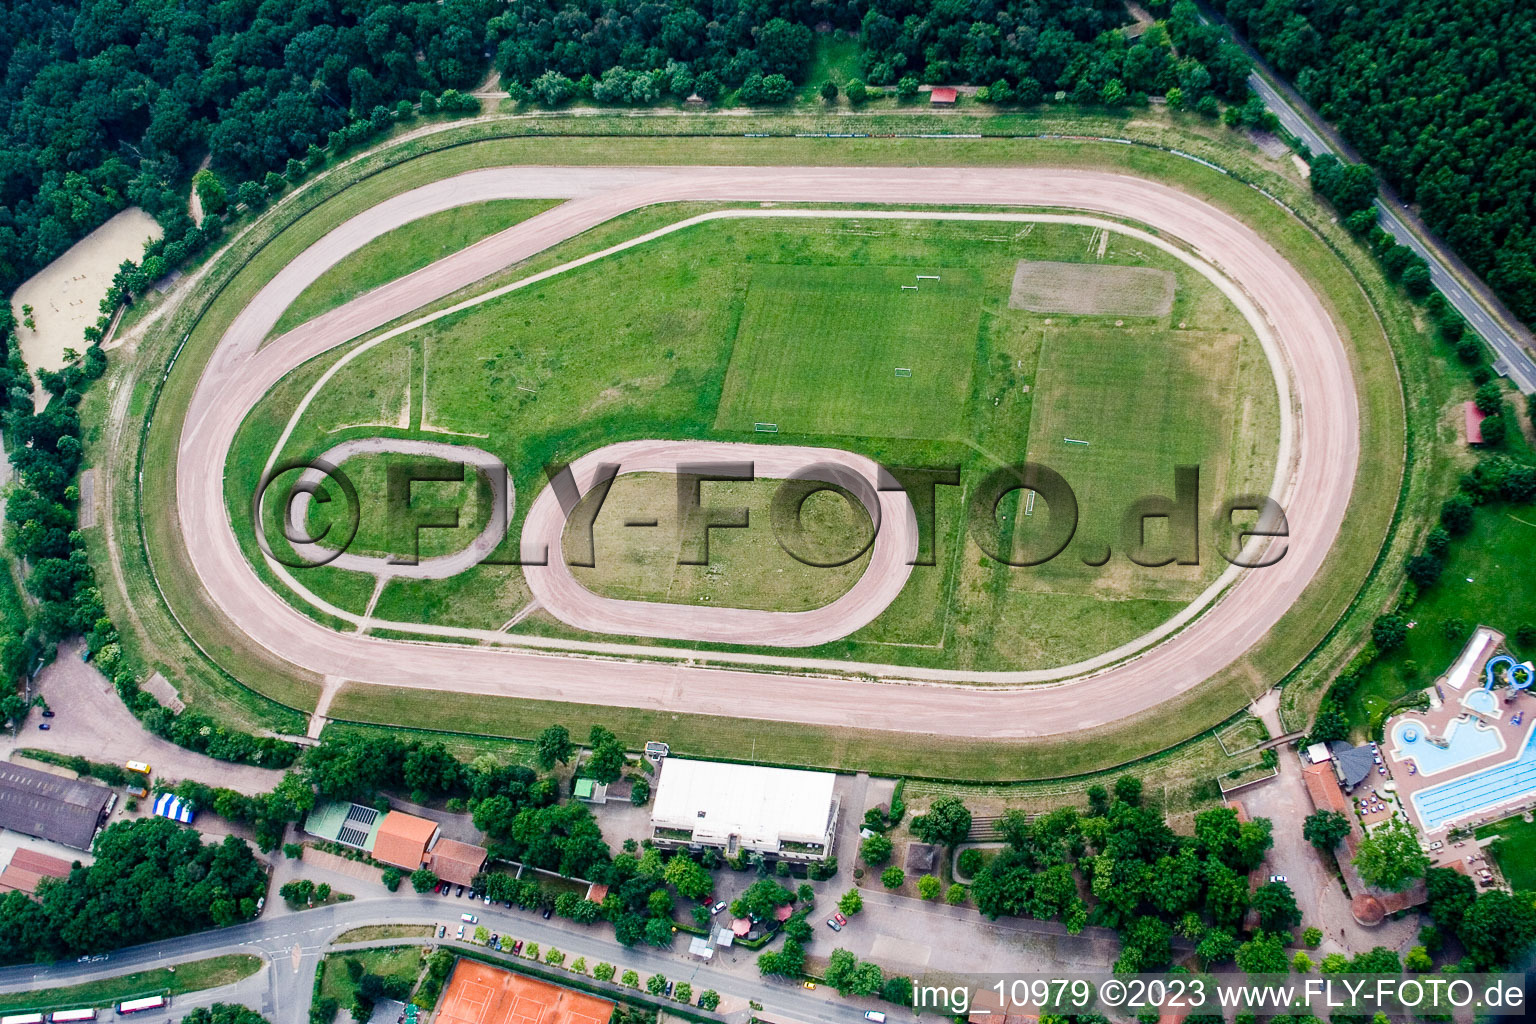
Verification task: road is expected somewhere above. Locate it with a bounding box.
[0,888,1006,1024]
[173,164,1359,739]
[1246,72,1536,394]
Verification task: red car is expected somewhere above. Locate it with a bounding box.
[833,912,848,926]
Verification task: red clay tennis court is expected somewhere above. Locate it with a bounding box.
[437,960,614,1024]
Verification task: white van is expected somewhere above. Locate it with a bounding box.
[461,913,478,924]
[864,1013,887,1023]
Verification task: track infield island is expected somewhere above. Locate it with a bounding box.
[144,158,1381,752]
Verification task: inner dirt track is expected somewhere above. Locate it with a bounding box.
[176,166,1359,740]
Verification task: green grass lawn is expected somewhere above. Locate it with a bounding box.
[568,474,873,611]
[319,945,424,1008]
[1345,502,1536,735]
[715,264,982,439]
[304,451,494,561]
[0,954,262,1013]
[1477,814,1536,891]
[273,198,561,336]
[233,214,1274,671]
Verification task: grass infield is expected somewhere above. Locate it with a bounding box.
[236,214,1273,672]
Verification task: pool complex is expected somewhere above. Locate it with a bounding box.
[1408,722,1536,831]
[1391,717,1505,777]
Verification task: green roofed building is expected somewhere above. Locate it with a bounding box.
[304,799,386,852]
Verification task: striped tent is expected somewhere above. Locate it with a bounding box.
[152,792,194,823]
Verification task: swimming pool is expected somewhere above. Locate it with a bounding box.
[1465,688,1500,714]
[1391,717,1505,776]
[1411,723,1536,831]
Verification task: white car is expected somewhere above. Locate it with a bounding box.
[711,901,728,915]
[1268,874,1288,883]
[865,1013,887,1023]
[461,913,478,924]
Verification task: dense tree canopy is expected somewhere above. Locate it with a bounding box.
[1211,0,1536,325]
[0,0,497,295]
[0,818,266,963]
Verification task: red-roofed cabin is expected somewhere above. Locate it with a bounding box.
[1465,401,1487,444]
[930,86,958,105]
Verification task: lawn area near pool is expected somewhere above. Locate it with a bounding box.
[1477,814,1536,891]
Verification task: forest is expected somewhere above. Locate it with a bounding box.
[1211,0,1536,325]
[0,0,1256,300]
[0,818,267,963]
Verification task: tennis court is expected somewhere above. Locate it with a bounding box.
[436,960,613,1024]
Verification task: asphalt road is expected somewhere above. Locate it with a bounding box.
[1247,74,1536,393]
[0,893,916,1024]
[176,165,1358,738]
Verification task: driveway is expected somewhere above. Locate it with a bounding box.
[8,640,285,795]
[1240,749,1420,954]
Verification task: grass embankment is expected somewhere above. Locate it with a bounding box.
[326,681,1273,788]
[106,107,1419,777]
[0,954,262,1013]
[1477,815,1536,891]
[236,215,1271,671]
[336,925,434,943]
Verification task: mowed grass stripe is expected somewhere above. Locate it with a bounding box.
[715,265,981,439]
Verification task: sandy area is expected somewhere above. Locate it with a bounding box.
[11,207,161,410]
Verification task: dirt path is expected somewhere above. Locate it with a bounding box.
[171,165,1359,740]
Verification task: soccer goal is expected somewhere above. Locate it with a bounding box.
[754,422,779,433]
[894,367,912,378]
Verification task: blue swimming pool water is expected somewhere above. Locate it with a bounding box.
[1392,717,1505,776]
[1411,724,1536,831]
[1465,688,1499,713]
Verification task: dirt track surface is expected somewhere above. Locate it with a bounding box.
[520,439,917,645]
[175,166,1359,739]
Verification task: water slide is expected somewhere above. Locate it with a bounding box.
[1484,654,1535,691]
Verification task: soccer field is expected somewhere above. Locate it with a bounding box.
[716,265,982,439]
[1011,327,1245,603]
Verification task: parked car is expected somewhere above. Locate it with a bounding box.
[512,940,523,955]
[1268,874,1287,883]
[711,901,728,915]
[833,912,848,926]
[37,723,48,730]
[440,885,450,896]
[865,1013,887,1023]
[483,895,491,905]
[455,885,465,897]
[541,906,553,919]
[803,982,816,991]
[826,918,842,932]
[461,913,478,924]
[456,925,464,939]
[489,933,499,947]
[437,925,445,938]
[665,982,674,998]
[41,709,54,718]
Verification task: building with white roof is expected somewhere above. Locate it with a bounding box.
[649,758,840,862]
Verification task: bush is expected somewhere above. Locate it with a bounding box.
[916,874,941,900]
[946,883,966,904]
[382,867,401,892]
[881,866,905,888]
[1440,493,1476,535]
[846,79,867,104]
[1371,615,1409,652]
[1303,926,1322,948]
